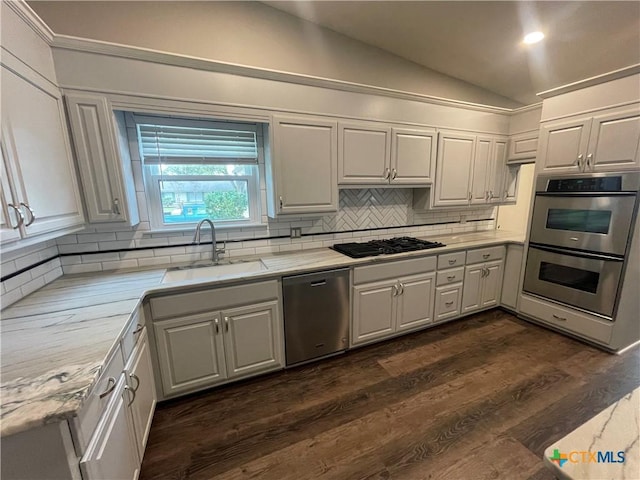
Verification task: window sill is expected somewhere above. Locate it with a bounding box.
[146,222,268,235]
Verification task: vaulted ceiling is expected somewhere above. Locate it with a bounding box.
[263,1,640,105]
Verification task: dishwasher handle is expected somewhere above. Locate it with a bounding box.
[310,280,327,287]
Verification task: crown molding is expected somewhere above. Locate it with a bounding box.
[4,0,54,43]
[538,64,640,99]
[50,34,522,115]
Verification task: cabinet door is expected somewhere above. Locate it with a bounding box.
[0,63,84,236]
[125,330,156,461]
[338,122,390,185]
[501,245,523,310]
[507,131,538,163]
[272,115,338,215]
[390,127,437,185]
[539,117,591,173]
[461,265,483,314]
[221,300,283,379]
[154,313,226,397]
[80,378,139,480]
[587,108,640,171]
[470,137,492,205]
[396,272,436,333]
[0,143,22,243]
[434,284,462,322]
[480,261,504,308]
[352,280,396,345]
[488,138,508,203]
[433,131,475,206]
[66,94,135,223]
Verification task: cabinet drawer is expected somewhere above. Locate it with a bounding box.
[120,307,144,362]
[436,267,464,286]
[437,251,466,269]
[149,280,279,320]
[520,294,613,344]
[72,344,125,454]
[353,256,436,284]
[466,246,505,265]
[435,285,461,322]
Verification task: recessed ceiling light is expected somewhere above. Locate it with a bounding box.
[523,31,545,44]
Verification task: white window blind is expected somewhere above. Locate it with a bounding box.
[137,120,258,165]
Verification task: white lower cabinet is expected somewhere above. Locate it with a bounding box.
[434,284,462,322]
[461,260,504,314]
[352,271,436,346]
[154,299,283,398]
[80,377,140,480]
[80,328,156,480]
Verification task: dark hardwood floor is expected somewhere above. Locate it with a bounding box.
[140,310,640,480]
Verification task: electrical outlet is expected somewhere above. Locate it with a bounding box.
[290,227,302,238]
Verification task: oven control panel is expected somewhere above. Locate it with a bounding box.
[547,176,622,193]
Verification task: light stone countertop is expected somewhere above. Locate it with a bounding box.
[0,230,524,437]
[543,387,639,480]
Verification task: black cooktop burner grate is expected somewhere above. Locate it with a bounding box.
[332,237,446,258]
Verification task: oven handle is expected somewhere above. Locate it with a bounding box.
[528,243,625,262]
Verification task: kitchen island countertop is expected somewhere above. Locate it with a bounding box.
[0,230,523,437]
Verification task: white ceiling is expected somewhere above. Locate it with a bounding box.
[263,1,640,105]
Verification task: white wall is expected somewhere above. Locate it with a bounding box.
[28,0,520,108]
[496,163,535,235]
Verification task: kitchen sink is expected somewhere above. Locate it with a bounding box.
[162,259,267,283]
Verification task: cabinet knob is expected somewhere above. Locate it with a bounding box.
[7,203,24,229]
[19,202,35,226]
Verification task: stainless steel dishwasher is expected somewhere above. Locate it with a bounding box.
[283,268,350,366]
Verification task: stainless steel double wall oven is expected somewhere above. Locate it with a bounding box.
[524,172,640,319]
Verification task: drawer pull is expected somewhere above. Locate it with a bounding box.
[129,373,140,392]
[225,317,229,332]
[482,254,490,259]
[447,275,456,281]
[132,323,144,335]
[445,301,454,307]
[552,314,567,321]
[99,377,116,399]
[448,259,456,265]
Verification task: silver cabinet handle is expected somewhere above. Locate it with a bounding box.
[129,372,140,392]
[468,191,472,201]
[99,377,117,399]
[576,154,584,169]
[279,196,283,210]
[125,384,136,406]
[448,259,456,265]
[112,198,121,215]
[7,203,24,229]
[132,323,143,335]
[224,317,229,332]
[214,317,220,334]
[447,275,456,281]
[398,282,404,295]
[392,284,399,296]
[485,267,490,277]
[445,301,454,307]
[19,202,35,226]
[586,153,593,169]
[552,314,567,321]
[383,167,390,180]
[391,168,397,180]
[482,254,490,259]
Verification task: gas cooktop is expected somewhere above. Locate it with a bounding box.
[332,237,446,259]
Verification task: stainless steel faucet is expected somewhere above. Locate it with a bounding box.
[192,219,225,263]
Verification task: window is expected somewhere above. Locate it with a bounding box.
[135,115,262,229]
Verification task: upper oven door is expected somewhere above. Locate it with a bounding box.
[523,245,624,319]
[529,194,636,256]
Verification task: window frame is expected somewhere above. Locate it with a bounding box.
[132,114,263,231]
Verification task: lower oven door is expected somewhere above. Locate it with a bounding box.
[523,245,624,318]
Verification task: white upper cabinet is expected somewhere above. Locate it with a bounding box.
[470,137,492,205]
[507,131,538,164]
[338,122,391,185]
[0,62,84,244]
[66,94,139,225]
[433,131,475,207]
[268,115,338,216]
[338,123,435,187]
[488,138,509,203]
[390,127,437,185]
[539,104,640,174]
